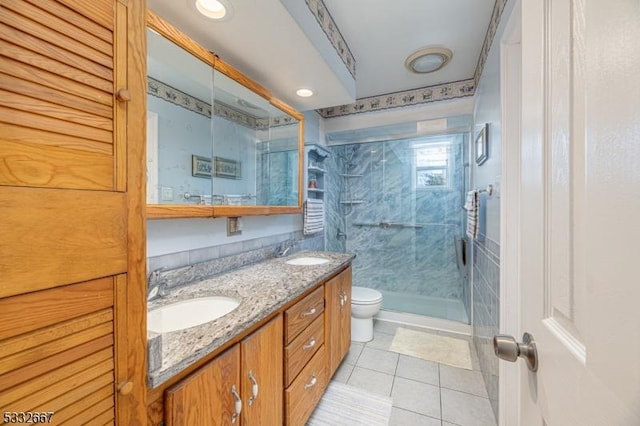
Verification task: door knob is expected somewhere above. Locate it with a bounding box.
[493,332,538,372]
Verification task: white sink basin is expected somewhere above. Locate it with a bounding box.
[148,296,240,333]
[285,257,330,266]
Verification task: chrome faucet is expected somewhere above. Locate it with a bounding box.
[276,241,295,257]
[147,268,169,300]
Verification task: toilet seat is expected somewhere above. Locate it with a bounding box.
[351,286,383,305]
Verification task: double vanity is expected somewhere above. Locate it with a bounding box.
[146,252,354,425]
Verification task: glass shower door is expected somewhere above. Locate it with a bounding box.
[335,134,468,323]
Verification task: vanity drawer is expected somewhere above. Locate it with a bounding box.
[284,345,328,426]
[285,313,324,386]
[284,286,324,344]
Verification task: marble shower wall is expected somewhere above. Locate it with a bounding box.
[256,141,298,206]
[327,135,466,301]
[325,143,347,253]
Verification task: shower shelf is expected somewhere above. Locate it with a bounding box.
[308,166,326,174]
[305,144,329,201]
[340,200,364,204]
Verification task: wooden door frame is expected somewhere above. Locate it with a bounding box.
[119,0,148,422]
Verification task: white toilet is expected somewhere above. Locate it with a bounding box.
[350,286,384,342]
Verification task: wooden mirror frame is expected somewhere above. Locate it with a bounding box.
[146,11,304,219]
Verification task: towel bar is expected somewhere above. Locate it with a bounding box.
[478,184,493,196]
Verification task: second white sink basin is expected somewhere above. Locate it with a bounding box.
[285,257,329,266]
[148,296,240,333]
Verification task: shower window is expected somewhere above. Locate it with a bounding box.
[414,142,452,189]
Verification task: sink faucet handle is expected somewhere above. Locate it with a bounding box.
[148,267,169,300]
[277,240,295,257]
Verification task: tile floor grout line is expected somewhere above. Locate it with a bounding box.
[385,372,440,388]
[390,407,443,423]
[438,362,444,424]
[350,364,396,378]
[439,385,491,400]
[389,350,400,398]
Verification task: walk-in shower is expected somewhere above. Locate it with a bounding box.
[326,132,470,324]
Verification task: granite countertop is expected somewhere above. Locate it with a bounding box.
[147,250,355,388]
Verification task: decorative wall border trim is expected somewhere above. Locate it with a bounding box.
[148,77,212,119]
[147,77,295,129]
[473,0,508,87]
[317,79,475,118]
[316,0,510,118]
[305,0,356,78]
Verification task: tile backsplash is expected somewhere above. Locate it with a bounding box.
[147,230,324,290]
[472,234,500,419]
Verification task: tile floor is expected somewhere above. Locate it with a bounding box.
[331,320,497,426]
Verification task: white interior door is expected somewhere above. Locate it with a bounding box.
[504,0,640,424]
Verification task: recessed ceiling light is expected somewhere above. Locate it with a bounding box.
[405,47,453,74]
[296,88,314,98]
[195,0,230,20]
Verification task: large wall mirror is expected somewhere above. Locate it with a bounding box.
[146,12,303,219]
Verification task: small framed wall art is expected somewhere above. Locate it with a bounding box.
[192,155,212,178]
[475,123,489,166]
[214,156,242,179]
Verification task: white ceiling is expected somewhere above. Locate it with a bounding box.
[323,0,495,98]
[147,0,495,112]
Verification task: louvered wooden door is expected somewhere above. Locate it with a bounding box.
[0,278,119,424]
[0,0,146,424]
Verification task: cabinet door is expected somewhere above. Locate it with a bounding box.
[325,266,352,376]
[166,345,241,426]
[0,278,117,424]
[241,316,283,426]
[338,266,352,362]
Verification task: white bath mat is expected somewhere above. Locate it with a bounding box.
[307,381,393,426]
[390,327,472,370]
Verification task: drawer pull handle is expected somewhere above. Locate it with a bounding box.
[231,385,242,423]
[339,291,346,307]
[304,375,318,390]
[302,337,317,350]
[300,307,317,317]
[247,370,259,406]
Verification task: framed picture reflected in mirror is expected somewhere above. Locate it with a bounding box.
[192,155,212,178]
[214,156,242,179]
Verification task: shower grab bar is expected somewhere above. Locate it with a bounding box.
[353,221,461,229]
[353,221,424,229]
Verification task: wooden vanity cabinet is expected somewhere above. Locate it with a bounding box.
[165,344,240,426]
[165,316,283,426]
[240,316,283,426]
[325,266,353,376]
[284,346,328,426]
[283,288,328,426]
[155,264,353,426]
